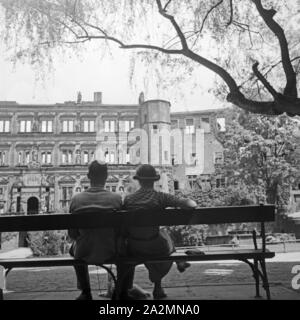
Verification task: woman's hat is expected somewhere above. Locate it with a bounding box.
[133,164,160,181]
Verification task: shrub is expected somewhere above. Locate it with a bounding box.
[27,230,68,256]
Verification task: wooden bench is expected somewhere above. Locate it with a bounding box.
[0,205,275,300]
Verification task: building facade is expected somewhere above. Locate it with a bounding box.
[0,92,226,216]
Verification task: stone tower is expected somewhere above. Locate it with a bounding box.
[139,99,173,193]
[140,99,171,166]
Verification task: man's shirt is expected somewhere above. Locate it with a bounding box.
[123,187,182,240]
[69,187,122,264]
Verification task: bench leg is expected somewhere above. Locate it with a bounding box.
[241,259,262,299]
[253,259,261,298]
[259,259,271,300]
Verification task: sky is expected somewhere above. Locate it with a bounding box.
[0,43,226,112]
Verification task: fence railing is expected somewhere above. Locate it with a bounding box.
[176,239,300,253]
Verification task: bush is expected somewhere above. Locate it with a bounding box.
[166,225,207,247]
[27,230,68,256]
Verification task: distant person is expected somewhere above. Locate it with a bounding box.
[68,160,122,300]
[122,164,197,299]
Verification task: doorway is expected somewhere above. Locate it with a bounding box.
[27,197,39,215]
[19,197,39,247]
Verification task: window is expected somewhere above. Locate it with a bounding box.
[216,118,226,132]
[214,152,224,164]
[185,119,194,134]
[20,120,32,133]
[153,125,158,133]
[61,186,73,208]
[18,152,22,165]
[62,150,73,164]
[0,187,3,195]
[90,151,95,161]
[25,151,30,164]
[0,120,10,133]
[164,151,168,161]
[104,150,115,163]
[75,187,81,193]
[0,151,6,166]
[171,119,178,129]
[216,177,226,188]
[41,120,53,133]
[104,120,115,132]
[125,152,130,163]
[190,153,197,165]
[136,149,140,157]
[105,150,109,162]
[16,196,21,213]
[174,180,179,190]
[187,175,198,189]
[42,152,52,164]
[62,120,74,132]
[83,151,89,164]
[124,120,134,132]
[110,152,115,163]
[201,117,210,132]
[83,120,95,132]
[111,186,116,192]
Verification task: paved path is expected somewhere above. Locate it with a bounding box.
[3,252,300,300]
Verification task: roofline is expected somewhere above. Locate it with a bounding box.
[0,103,140,108]
[171,107,228,115]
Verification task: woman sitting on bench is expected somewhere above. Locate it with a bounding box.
[123,164,197,299]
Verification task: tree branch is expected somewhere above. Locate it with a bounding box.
[252,0,297,98]
[199,0,224,33]
[184,49,240,93]
[155,0,188,50]
[77,35,182,54]
[227,0,233,27]
[252,61,278,98]
[163,0,172,11]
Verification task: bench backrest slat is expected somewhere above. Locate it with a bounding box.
[0,205,275,232]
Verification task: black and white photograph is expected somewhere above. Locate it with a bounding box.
[0,0,300,305]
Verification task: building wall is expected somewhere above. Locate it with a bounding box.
[0,94,226,214]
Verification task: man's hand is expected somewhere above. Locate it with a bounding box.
[178,198,197,209]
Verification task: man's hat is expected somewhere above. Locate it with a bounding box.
[133,164,160,181]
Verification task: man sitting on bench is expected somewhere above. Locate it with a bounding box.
[68,160,122,300]
[123,164,197,299]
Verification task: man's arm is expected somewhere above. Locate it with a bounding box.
[162,193,197,209]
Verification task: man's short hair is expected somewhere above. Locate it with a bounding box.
[88,160,108,182]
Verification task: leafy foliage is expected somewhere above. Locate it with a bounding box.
[217,107,298,209]
[1,1,300,115]
[168,185,257,245]
[27,230,68,256]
